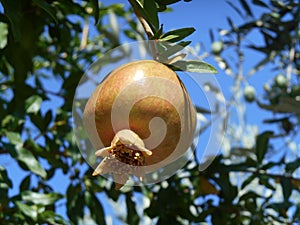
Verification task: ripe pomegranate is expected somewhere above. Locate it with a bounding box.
[83,60,196,189]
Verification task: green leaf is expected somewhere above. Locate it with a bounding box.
[258,174,275,190]
[22,191,63,205]
[0,22,8,49]
[170,60,218,74]
[257,96,300,113]
[263,117,289,124]
[226,1,244,18]
[286,159,300,174]
[25,95,43,114]
[5,132,46,178]
[151,24,164,39]
[280,177,293,201]
[252,0,269,8]
[15,201,38,220]
[131,0,159,30]
[126,193,139,225]
[241,174,256,189]
[44,110,53,128]
[255,131,273,164]
[6,131,22,146]
[38,211,68,225]
[17,147,47,178]
[155,0,181,5]
[66,184,84,223]
[90,0,100,24]
[214,172,238,202]
[84,192,106,225]
[239,0,253,17]
[157,41,191,59]
[267,201,293,214]
[0,166,13,189]
[239,191,264,202]
[19,175,31,191]
[29,111,46,132]
[195,106,211,114]
[160,27,195,42]
[32,0,58,24]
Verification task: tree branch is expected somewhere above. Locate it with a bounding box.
[128,0,154,39]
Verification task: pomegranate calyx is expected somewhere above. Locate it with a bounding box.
[92,129,151,189]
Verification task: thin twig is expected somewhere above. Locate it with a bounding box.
[286,41,295,85]
[0,149,8,154]
[80,18,89,50]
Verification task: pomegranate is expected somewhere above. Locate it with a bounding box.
[83,60,196,189]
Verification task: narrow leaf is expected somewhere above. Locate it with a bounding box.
[18,147,47,178]
[170,60,218,74]
[85,192,106,225]
[0,22,8,49]
[25,95,42,114]
[226,1,244,18]
[131,0,159,30]
[263,117,289,124]
[90,0,100,24]
[239,0,253,17]
[38,211,68,225]
[160,27,195,42]
[0,166,13,189]
[241,174,256,189]
[257,97,300,113]
[252,0,270,8]
[280,177,293,201]
[286,159,300,174]
[158,41,191,59]
[126,193,139,225]
[6,131,22,146]
[255,131,273,163]
[195,106,211,114]
[15,201,38,220]
[227,17,237,31]
[156,0,181,5]
[143,0,159,29]
[22,191,63,205]
[209,29,214,42]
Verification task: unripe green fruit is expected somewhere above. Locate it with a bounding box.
[274,74,287,88]
[211,41,224,55]
[244,85,256,102]
[270,12,280,20]
[264,84,271,92]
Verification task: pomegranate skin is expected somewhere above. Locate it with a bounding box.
[83,60,196,172]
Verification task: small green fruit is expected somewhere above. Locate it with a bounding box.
[244,85,256,102]
[270,12,280,20]
[211,41,224,55]
[274,74,287,88]
[264,84,271,92]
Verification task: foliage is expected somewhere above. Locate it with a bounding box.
[0,0,299,224]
